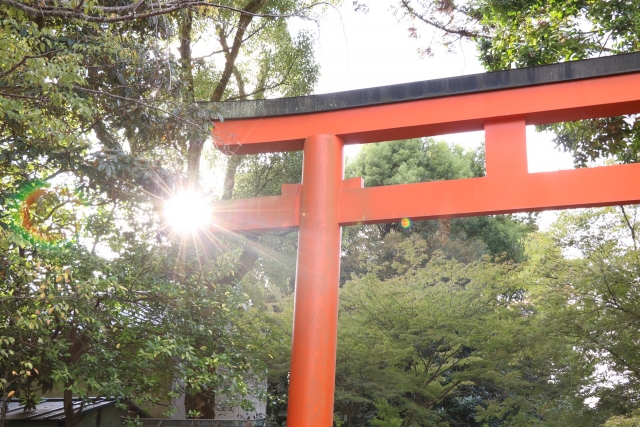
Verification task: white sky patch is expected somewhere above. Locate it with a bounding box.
[301,3,486,93]
[526,127,575,173]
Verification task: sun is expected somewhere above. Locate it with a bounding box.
[163,190,212,234]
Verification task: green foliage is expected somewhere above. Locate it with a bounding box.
[347,138,478,186]
[233,151,303,198]
[371,400,402,427]
[471,0,640,166]
[0,201,265,413]
[330,207,640,426]
[605,410,640,427]
[343,138,535,266]
[525,207,640,417]
[335,233,517,426]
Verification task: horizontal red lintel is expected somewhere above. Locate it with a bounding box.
[214,73,640,154]
[339,163,640,225]
[210,192,298,233]
[210,164,640,232]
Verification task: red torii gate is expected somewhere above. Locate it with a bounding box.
[210,53,640,426]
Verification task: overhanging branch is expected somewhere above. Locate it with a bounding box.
[0,0,331,23]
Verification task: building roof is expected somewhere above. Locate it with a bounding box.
[211,52,640,120]
[135,420,265,427]
[5,398,115,422]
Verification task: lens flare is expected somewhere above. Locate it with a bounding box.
[164,191,212,234]
[20,188,56,242]
[400,218,412,229]
[8,183,84,245]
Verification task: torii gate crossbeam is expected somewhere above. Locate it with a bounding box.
[210,53,640,426]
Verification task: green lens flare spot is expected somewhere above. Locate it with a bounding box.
[400,218,412,229]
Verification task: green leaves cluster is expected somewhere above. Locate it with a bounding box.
[344,139,534,266]
[0,228,265,417]
[336,235,519,426]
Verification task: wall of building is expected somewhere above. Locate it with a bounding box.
[77,406,129,427]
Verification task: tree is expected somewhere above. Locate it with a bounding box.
[0,202,265,427]
[395,0,640,165]
[343,138,535,279]
[1,0,328,205]
[333,222,634,426]
[519,206,640,425]
[1,0,333,423]
[385,2,640,422]
[605,410,640,427]
[334,232,564,426]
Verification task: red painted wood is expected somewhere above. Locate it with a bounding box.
[287,135,344,427]
[339,163,640,225]
[209,192,298,233]
[213,73,640,154]
[485,119,528,176]
[210,163,640,231]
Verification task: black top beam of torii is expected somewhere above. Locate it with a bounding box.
[211,52,640,120]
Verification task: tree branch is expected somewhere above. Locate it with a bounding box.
[0,0,329,23]
[619,205,637,250]
[0,49,63,79]
[209,0,268,102]
[72,85,203,129]
[399,0,489,40]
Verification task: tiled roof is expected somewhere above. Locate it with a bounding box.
[5,398,114,421]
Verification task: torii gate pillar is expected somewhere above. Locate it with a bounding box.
[210,53,640,426]
[288,134,344,425]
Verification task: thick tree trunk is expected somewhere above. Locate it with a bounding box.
[178,11,204,186]
[215,30,261,286]
[218,41,247,203]
[186,140,205,187]
[217,240,259,286]
[179,11,194,96]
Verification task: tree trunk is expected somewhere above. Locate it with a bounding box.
[179,11,194,97]
[63,386,75,427]
[178,11,204,186]
[221,156,242,201]
[209,0,267,103]
[214,31,261,286]
[217,240,259,286]
[185,0,267,183]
